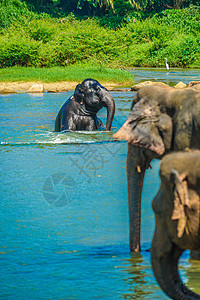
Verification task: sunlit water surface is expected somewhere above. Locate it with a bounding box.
[0,69,200,299]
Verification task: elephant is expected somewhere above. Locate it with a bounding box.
[151,151,200,300]
[113,85,200,252]
[55,79,115,132]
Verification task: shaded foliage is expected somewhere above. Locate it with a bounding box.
[0,0,34,27]
[0,9,199,68]
[21,0,200,16]
[0,0,199,68]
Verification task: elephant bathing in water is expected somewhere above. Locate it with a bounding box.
[113,85,200,252]
[151,151,200,300]
[55,79,115,131]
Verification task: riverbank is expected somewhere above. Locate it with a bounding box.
[0,65,134,93]
[0,81,125,94]
[1,79,200,95]
[0,65,135,93]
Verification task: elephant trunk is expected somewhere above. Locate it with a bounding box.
[127,144,147,252]
[102,92,115,131]
[151,236,200,299]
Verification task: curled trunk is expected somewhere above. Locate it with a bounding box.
[151,236,200,299]
[102,92,115,131]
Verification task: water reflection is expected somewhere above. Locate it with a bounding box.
[123,253,152,299]
[184,255,200,295]
[121,252,168,299]
[121,251,200,299]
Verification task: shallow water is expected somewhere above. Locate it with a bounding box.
[0,69,200,299]
[131,67,200,86]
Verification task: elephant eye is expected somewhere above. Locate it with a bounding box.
[96,86,102,96]
[92,83,100,91]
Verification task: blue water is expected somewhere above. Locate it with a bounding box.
[131,67,200,86]
[0,69,200,299]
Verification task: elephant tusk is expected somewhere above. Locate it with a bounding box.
[137,166,141,173]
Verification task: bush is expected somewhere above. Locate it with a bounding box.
[0,6,199,68]
[0,0,35,28]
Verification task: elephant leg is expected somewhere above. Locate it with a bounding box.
[85,122,97,131]
[95,116,105,131]
[63,116,76,131]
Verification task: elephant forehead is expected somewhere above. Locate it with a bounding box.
[160,152,200,186]
[81,78,104,90]
[130,98,160,118]
[138,85,171,96]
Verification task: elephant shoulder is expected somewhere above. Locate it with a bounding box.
[60,96,74,112]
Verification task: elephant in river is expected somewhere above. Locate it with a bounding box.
[151,151,200,300]
[55,79,115,131]
[113,85,200,252]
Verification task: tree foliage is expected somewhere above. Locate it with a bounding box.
[23,0,200,16]
[0,0,199,68]
[0,8,199,68]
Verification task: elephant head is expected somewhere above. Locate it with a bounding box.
[151,151,200,299]
[74,79,115,130]
[113,96,173,252]
[113,85,200,252]
[55,78,115,132]
[114,97,173,155]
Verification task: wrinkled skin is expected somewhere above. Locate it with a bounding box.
[113,85,200,252]
[55,79,115,131]
[151,151,200,300]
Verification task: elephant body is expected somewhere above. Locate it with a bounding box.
[55,79,115,132]
[151,151,200,300]
[135,86,200,151]
[128,85,200,153]
[113,85,200,252]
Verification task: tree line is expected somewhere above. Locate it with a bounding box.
[24,0,200,16]
[0,0,199,68]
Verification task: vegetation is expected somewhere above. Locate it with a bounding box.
[0,64,134,85]
[0,0,199,73]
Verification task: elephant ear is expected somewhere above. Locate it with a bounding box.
[74,83,84,104]
[170,169,190,238]
[113,98,170,156]
[174,109,193,151]
[158,113,173,152]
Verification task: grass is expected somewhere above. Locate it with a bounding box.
[0,64,134,85]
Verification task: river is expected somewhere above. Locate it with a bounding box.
[0,68,200,299]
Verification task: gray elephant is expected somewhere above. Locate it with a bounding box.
[55,79,115,131]
[151,151,200,300]
[113,85,200,252]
